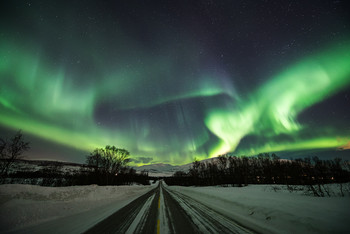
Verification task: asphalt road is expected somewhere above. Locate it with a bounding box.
[85,181,256,234]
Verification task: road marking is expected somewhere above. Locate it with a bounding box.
[157,219,160,234]
[157,190,161,234]
[158,182,172,234]
[125,194,155,234]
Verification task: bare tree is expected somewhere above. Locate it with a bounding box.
[0,130,30,179]
[86,145,130,185]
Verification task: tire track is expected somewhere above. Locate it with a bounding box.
[84,187,158,234]
[164,187,256,234]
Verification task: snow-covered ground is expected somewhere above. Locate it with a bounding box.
[1,182,349,233]
[165,184,350,234]
[0,183,157,233]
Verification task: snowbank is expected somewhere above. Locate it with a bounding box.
[0,183,157,233]
[166,184,350,234]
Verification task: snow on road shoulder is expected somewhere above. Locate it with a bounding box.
[165,184,350,234]
[0,183,157,233]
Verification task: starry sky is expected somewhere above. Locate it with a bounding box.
[0,1,350,165]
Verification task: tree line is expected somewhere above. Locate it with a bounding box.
[164,153,350,190]
[1,131,150,186]
[76,145,150,186]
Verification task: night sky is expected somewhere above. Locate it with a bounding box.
[1,1,350,165]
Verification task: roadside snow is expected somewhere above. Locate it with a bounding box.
[2,182,349,233]
[0,183,157,233]
[165,184,350,234]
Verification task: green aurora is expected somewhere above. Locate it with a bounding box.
[0,1,350,165]
[1,40,350,164]
[206,43,350,156]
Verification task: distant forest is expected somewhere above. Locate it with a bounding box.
[165,153,350,196]
[2,132,350,193]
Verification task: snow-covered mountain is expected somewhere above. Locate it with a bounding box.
[4,159,84,175]
[5,156,297,178]
[5,159,191,178]
[134,163,191,177]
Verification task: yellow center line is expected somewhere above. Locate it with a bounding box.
[157,186,161,234]
[157,219,160,234]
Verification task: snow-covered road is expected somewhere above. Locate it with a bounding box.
[166,187,254,233]
[1,182,349,233]
[85,181,254,233]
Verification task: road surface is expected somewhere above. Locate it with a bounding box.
[85,181,256,234]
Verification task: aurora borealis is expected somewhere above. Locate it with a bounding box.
[0,1,350,165]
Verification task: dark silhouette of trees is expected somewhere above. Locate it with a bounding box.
[1,144,151,186]
[0,130,30,180]
[68,145,149,186]
[86,145,130,185]
[165,154,350,191]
